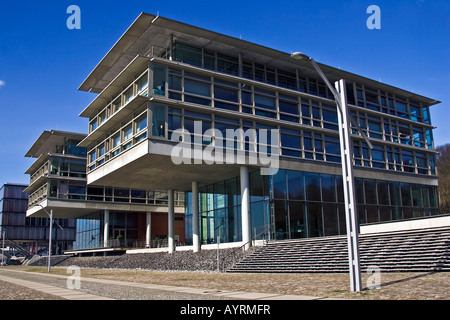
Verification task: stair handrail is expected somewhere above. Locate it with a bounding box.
[220,226,271,272]
[4,239,33,258]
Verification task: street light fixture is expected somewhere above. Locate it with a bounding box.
[35,204,63,272]
[291,52,371,292]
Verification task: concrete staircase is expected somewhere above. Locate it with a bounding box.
[26,255,73,267]
[227,227,450,273]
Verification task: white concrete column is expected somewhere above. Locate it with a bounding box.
[240,166,251,250]
[168,189,175,253]
[192,181,200,253]
[146,212,152,248]
[103,210,109,248]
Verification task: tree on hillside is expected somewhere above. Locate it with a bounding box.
[436,143,450,213]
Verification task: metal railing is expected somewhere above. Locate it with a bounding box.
[219,226,272,272]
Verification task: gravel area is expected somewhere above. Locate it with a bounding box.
[52,249,244,271]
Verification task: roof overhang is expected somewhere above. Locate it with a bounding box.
[78,13,440,107]
[25,130,87,158]
[78,55,150,119]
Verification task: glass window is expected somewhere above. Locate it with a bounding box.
[136,72,149,96]
[371,149,385,162]
[174,43,202,67]
[325,141,340,156]
[204,51,215,70]
[364,180,377,205]
[377,181,389,205]
[136,116,147,133]
[90,119,98,132]
[305,173,321,201]
[123,125,132,141]
[255,94,275,110]
[272,170,287,200]
[112,133,120,148]
[217,54,238,76]
[279,100,299,115]
[323,109,337,123]
[287,170,304,201]
[98,110,106,126]
[185,78,211,97]
[281,134,300,149]
[401,183,412,206]
[124,86,134,104]
[396,101,407,113]
[112,97,122,113]
[98,144,105,157]
[214,86,238,102]
[321,174,336,202]
[278,71,297,90]
[153,65,166,95]
[151,104,166,138]
[89,150,96,163]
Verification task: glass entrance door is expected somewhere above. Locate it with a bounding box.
[113,229,126,247]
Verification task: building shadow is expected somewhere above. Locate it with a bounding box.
[378,271,437,289]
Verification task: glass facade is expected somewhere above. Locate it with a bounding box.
[184,170,439,243]
[80,27,440,247]
[73,211,140,249]
[1,184,76,247]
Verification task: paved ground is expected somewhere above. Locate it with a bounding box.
[0,266,449,300]
[0,268,323,301]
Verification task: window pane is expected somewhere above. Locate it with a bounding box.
[136,116,147,133]
[287,170,304,201]
[174,43,202,67]
[153,65,166,95]
[255,94,275,110]
[321,174,336,202]
[279,101,299,115]
[185,79,210,97]
[305,173,320,201]
[151,105,166,137]
[214,86,238,102]
[281,134,300,149]
[123,125,132,141]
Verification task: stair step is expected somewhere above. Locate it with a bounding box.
[227,227,450,273]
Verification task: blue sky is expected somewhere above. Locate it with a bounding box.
[0,0,449,185]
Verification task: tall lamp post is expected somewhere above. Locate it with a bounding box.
[36,205,63,272]
[291,52,373,292]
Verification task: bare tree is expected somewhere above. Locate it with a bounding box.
[436,144,450,213]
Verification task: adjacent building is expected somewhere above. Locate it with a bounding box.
[24,130,185,253]
[0,182,73,255]
[43,13,442,252]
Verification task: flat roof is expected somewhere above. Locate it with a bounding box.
[25,130,87,158]
[79,12,440,107]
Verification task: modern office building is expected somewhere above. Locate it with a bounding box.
[75,13,441,252]
[24,130,185,252]
[0,183,73,255]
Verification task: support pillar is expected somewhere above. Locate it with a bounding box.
[146,212,152,248]
[168,189,175,253]
[103,210,109,248]
[240,166,251,250]
[192,181,200,252]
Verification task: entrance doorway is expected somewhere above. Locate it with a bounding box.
[113,229,126,246]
